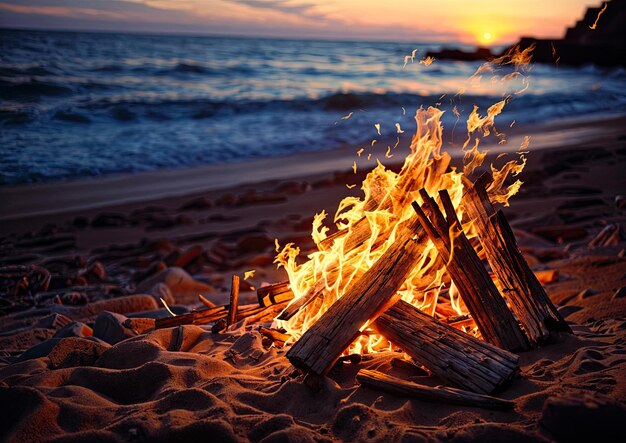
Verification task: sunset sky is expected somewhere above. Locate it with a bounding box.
[0,0,602,44]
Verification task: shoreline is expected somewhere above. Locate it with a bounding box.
[1,112,624,225]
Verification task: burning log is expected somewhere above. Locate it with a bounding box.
[462,173,571,345]
[412,190,529,351]
[356,369,514,411]
[286,217,428,376]
[373,300,519,394]
[257,281,294,307]
[227,275,240,327]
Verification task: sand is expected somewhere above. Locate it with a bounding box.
[1,114,625,442]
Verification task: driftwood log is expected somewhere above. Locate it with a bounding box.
[286,217,428,375]
[463,173,571,345]
[412,190,529,351]
[373,300,519,394]
[357,369,514,411]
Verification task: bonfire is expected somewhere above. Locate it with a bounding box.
[153,47,572,406]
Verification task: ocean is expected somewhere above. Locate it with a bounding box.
[1,29,625,185]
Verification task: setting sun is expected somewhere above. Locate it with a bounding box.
[476,29,496,45]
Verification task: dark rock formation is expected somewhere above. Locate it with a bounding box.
[425,47,493,62]
[505,0,625,66]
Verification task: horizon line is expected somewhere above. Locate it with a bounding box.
[0,25,520,48]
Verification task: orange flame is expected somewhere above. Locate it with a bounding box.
[589,2,607,30]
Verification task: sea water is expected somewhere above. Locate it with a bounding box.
[1,29,625,184]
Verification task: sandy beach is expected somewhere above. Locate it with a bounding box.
[1,112,625,441]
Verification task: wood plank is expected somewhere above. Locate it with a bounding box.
[373,300,519,394]
[257,281,294,307]
[462,173,571,345]
[286,217,427,375]
[357,369,514,410]
[412,190,529,351]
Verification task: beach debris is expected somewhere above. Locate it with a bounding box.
[612,287,626,299]
[0,265,51,298]
[227,275,240,327]
[198,293,216,308]
[154,298,291,330]
[588,223,623,248]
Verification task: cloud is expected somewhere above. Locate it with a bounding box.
[0,0,200,25]
[223,0,329,21]
[0,0,462,42]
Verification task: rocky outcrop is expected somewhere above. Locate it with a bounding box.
[505,0,625,66]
